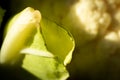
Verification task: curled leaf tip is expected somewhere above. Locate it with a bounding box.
[0,7,41,64]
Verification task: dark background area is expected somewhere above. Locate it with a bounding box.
[0,0,10,48]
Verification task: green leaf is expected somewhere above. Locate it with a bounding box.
[0,7,41,64]
[22,22,71,80]
[20,27,54,58]
[0,6,75,80]
[22,55,69,80]
[40,18,75,65]
[22,17,75,80]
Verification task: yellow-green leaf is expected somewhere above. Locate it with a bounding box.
[0,7,41,64]
[40,18,75,65]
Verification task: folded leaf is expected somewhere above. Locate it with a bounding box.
[20,27,54,58]
[0,7,41,64]
[40,18,75,65]
[0,6,75,80]
[22,22,70,80]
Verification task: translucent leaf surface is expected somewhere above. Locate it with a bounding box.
[22,55,69,80]
[22,18,75,80]
[0,6,75,80]
[40,18,75,65]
